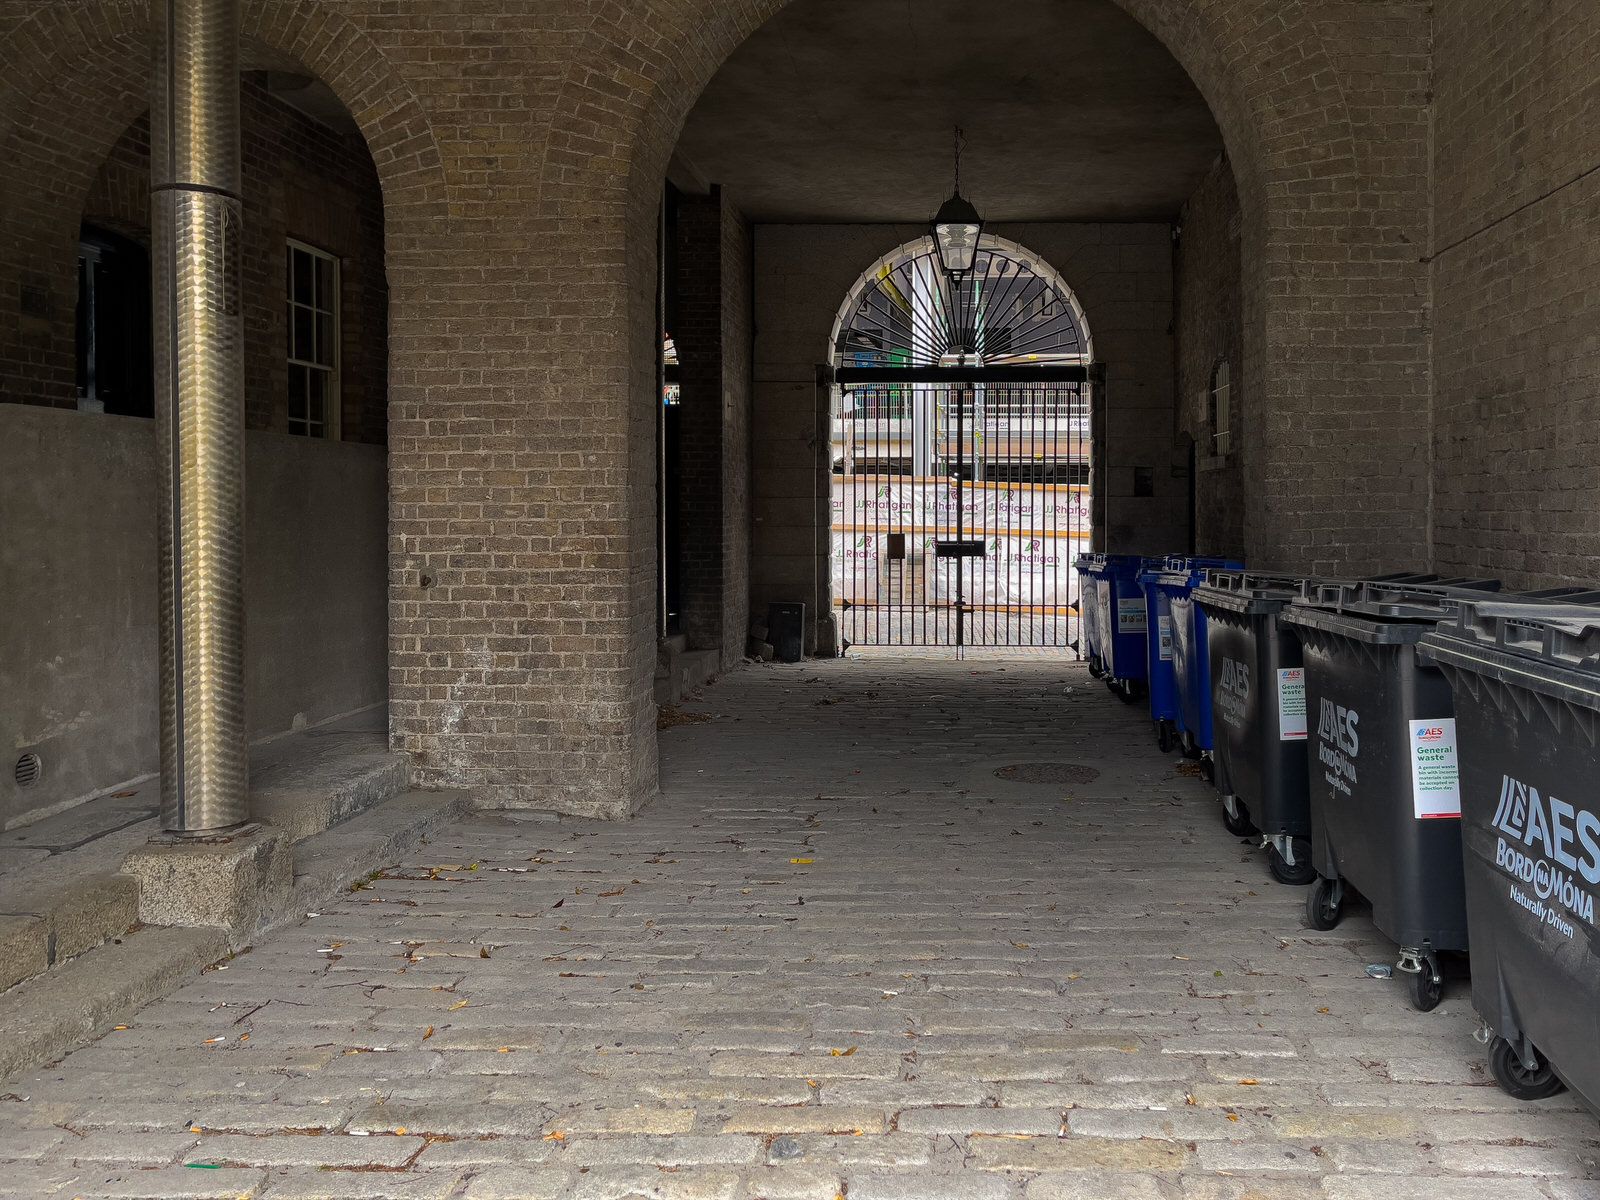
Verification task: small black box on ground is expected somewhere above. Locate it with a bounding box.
[768,602,805,663]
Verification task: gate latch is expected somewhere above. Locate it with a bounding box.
[934,540,987,558]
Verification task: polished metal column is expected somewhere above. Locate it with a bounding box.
[152,0,249,833]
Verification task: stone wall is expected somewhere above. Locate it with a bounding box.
[0,404,387,830]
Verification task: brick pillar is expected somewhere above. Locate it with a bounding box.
[672,187,751,666]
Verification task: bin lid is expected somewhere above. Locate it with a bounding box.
[1289,577,1501,624]
[1193,569,1305,614]
[1154,558,1245,590]
[1281,603,1438,644]
[1420,599,1600,706]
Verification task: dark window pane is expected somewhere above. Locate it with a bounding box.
[316,312,334,366]
[293,306,314,361]
[316,256,334,311]
[292,248,313,306]
[288,364,307,420]
[308,368,326,427]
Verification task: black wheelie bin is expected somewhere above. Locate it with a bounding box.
[1281,579,1500,1011]
[1195,570,1318,883]
[1420,599,1600,1109]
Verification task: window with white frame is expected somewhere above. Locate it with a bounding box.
[1209,359,1232,457]
[285,240,340,438]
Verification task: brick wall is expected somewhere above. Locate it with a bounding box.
[5,0,1593,819]
[720,200,754,664]
[1432,0,1600,588]
[674,191,727,655]
[1175,155,1245,561]
[74,80,387,441]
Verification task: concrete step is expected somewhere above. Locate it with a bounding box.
[0,925,227,1079]
[251,748,412,838]
[0,788,471,1082]
[290,788,473,911]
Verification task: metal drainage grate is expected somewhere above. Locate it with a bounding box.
[993,762,1100,786]
[14,752,43,788]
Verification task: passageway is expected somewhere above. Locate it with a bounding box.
[2,657,1594,1197]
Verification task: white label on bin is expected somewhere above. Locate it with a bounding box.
[1409,719,1461,819]
[1277,668,1307,740]
[1157,615,1173,661]
[1117,598,1147,634]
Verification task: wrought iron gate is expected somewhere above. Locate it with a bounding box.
[830,367,1092,648]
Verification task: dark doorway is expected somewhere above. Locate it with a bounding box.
[76,225,153,419]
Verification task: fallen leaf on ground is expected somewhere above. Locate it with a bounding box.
[830,1046,858,1056]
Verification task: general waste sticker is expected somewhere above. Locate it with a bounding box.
[1409,719,1461,818]
[1277,668,1307,741]
[1117,597,1147,634]
[1157,615,1173,661]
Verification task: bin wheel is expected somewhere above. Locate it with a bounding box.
[1088,659,1104,679]
[1116,682,1140,706]
[1268,839,1317,886]
[1222,802,1258,839]
[1305,876,1342,931]
[1200,755,1215,784]
[1157,721,1176,753]
[1488,1037,1566,1101]
[1406,963,1443,1012]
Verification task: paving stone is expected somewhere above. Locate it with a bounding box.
[1321,1179,1551,1200]
[2,661,1596,1199]
[1023,1172,1171,1200]
[254,1166,466,1198]
[190,1132,426,1168]
[847,1170,1020,1200]
[969,1134,1191,1172]
[720,1105,886,1134]
[458,1167,576,1199]
[895,1107,1061,1136]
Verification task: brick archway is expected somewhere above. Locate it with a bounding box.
[535,0,1427,806]
[0,0,448,411]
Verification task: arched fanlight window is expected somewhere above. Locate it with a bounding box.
[830,234,1093,369]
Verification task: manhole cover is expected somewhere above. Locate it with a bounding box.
[994,763,1100,786]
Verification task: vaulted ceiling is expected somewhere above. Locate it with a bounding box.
[672,0,1224,224]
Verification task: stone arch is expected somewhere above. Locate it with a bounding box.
[0,0,448,406]
[533,0,1381,671]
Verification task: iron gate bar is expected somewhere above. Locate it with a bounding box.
[836,365,1089,384]
[832,377,1086,648]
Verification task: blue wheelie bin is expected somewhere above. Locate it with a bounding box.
[1096,555,1154,704]
[1074,553,1102,672]
[1143,556,1242,754]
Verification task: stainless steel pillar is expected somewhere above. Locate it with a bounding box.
[152,0,249,833]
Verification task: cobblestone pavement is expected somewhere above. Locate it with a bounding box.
[2,658,1597,1199]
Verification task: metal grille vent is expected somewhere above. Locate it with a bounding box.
[14,752,42,788]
